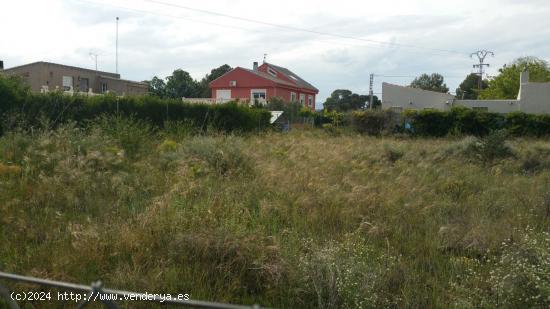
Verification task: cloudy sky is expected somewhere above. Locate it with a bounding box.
[2,0,550,104]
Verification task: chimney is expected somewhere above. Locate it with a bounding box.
[520,68,529,84]
[253,61,258,71]
[0,60,4,71]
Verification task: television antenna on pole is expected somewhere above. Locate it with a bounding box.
[89,51,99,71]
[116,16,119,74]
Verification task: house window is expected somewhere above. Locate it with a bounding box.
[290,92,297,102]
[473,107,488,111]
[101,82,108,93]
[79,78,89,92]
[308,95,313,107]
[299,93,305,105]
[62,76,73,91]
[267,67,277,77]
[251,89,267,104]
[229,80,237,87]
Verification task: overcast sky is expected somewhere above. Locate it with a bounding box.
[2,0,550,104]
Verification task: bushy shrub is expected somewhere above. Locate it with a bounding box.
[451,228,550,308]
[384,145,404,163]
[351,110,400,135]
[183,136,253,176]
[299,236,399,308]
[463,130,514,163]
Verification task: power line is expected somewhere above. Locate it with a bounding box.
[77,0,468,57]
[76,0,255,32]
[142,0,467,55]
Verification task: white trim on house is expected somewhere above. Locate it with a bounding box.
[290,92,297,102]
[216,89,231,101]
[251,89,267,104]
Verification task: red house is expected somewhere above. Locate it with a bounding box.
[209,62,319,109]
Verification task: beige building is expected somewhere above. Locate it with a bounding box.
[382,70,550,114]
[1,61,148,96]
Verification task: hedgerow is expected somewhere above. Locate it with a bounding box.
[0,75,271,135]
[351,107,550,137]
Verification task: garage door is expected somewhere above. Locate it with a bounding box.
[216,90,231,102]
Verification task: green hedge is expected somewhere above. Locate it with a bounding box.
[0,75,271,134]
[350,107,550,137]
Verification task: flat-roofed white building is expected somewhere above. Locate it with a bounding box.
[382,70,550,114]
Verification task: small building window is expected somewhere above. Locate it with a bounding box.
[472,107,488,111]
[267,67,277,77]
[308,95,313,107]
[101,82,108,93]
[290,92,297,102]
[299,93,305,105]
[62,76,73,91]
[251,89,267,104]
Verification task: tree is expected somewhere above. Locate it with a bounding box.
[197,64,232,98]
[165,69,200,99]
[144,76,166,98]
[479,57,550,99]
[409,73,449,93]
[323,89,380,111]
[456,73,488,99]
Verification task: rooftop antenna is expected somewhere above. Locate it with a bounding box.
[116,16,119,74]
[470,50,494,90]
[89,51,99,71]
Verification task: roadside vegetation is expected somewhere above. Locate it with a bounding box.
[1,117,549,308]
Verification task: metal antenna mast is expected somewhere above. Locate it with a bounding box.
[116,17,119,74]
[89,52,99,71]
[369,73,374,109]
[470,50,494,89]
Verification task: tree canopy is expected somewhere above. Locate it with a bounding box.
[409,73,449,93]
[323,89,380,111]
[479,57,550,99]
[144,76,167,98]
[197,64,233,98]
[456,73,488,100]
[144,64,232,99]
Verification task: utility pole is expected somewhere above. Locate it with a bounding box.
[471,50,494,90]
[369,73,374,109]
[116,17,119,74]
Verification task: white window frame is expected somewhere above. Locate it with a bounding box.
[299,93,305,105]
[251,89,267,103]
[290,92,297,102]
[62,76,73,92]
[101,82,108,93]
[308,95,313,107]
[216,89,232,102]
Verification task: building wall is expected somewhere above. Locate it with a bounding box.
[454,99,520,113]
[382,77,550,114]
[3,62,147,96]
[519,82,550,114]
[382,82,455,111]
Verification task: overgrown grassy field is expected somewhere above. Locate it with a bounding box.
[1,119,549,308]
